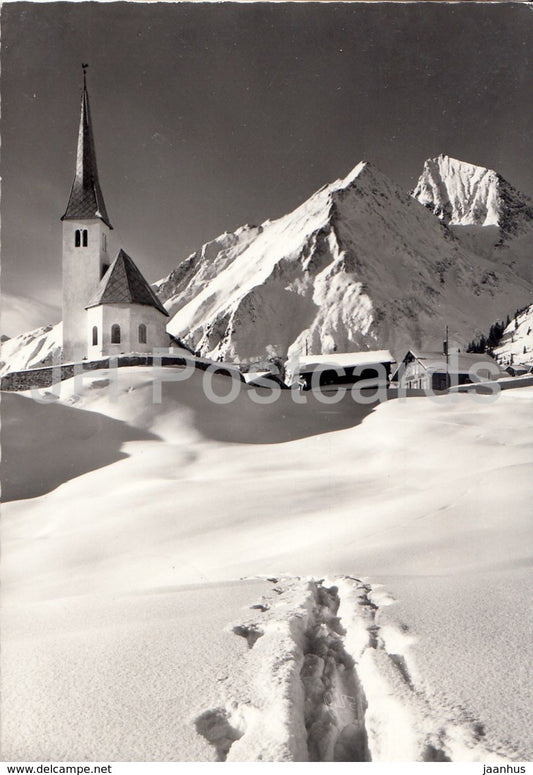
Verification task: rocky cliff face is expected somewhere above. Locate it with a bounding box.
[412,154,533,233]
[413,155,533,283]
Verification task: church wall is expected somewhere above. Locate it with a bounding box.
[132,305,171,352]
[62,219,111,362]
[87,303,170,358]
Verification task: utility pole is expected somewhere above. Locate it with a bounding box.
[444,324,449,389]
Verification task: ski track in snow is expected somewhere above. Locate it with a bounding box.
[195,576,512,763]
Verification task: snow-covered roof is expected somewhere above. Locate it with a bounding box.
[243,370,271,384]
[295,350,394,374]
[406,350,504,375]
[86,250,169,316]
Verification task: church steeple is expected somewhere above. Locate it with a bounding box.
[61,66,113,229]
[61,68,170,362]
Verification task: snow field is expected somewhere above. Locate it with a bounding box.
[1,367,532,760]
[195,576,512,761]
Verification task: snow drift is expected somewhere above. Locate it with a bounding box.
[2,366,532,760]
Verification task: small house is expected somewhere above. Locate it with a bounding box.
[293,350,394,390]
[505,363,533,378]
[394,350,504,391]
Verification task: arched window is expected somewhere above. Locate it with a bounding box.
[102,233,107,251]
[92,326,98,346]
[82,229,88,247]
[75,230,81,247]
[138,324,147,344]
[111,324,121,344]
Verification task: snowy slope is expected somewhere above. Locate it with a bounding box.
[154,224,263,311]
[2,367,532,760]
[413,155,533,281]
[494,303,533,366]
[0,323,62,377]
[159,161,532,364]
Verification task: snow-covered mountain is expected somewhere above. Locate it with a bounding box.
[494,303,533,367]
[158,160,532,364]
[0,323,62,377]
[413,154,533,233]
[2,158,531,376]
[413,155,533,281]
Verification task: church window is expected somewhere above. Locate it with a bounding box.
[138,324,147,344]
[82,229,88,247]
[102,233,107,251]
[92,326,98,346]
[75,230,81,247]
[111,324,121,344]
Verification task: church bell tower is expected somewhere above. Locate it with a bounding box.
[61,67,113,362]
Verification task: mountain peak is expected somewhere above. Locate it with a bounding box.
[337,160,369,189]
[156,156,532,364]
[413,155,533,234]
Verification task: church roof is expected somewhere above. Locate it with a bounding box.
[86,249,169,316]
[61,73,113,229]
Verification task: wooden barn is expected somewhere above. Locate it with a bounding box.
[394,350,504,391]
[294,350,394,391]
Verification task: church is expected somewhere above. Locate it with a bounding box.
[60,70,170,363]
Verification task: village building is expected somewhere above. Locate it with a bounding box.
[394,349,505,391]
[61,69,169,362]
[293,350,394,390]
[505,363,533,378]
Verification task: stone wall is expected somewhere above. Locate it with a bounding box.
[1,355,244,392]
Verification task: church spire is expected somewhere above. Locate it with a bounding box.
[61,66,113,229]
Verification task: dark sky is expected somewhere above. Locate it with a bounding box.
[2,1,532,325]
